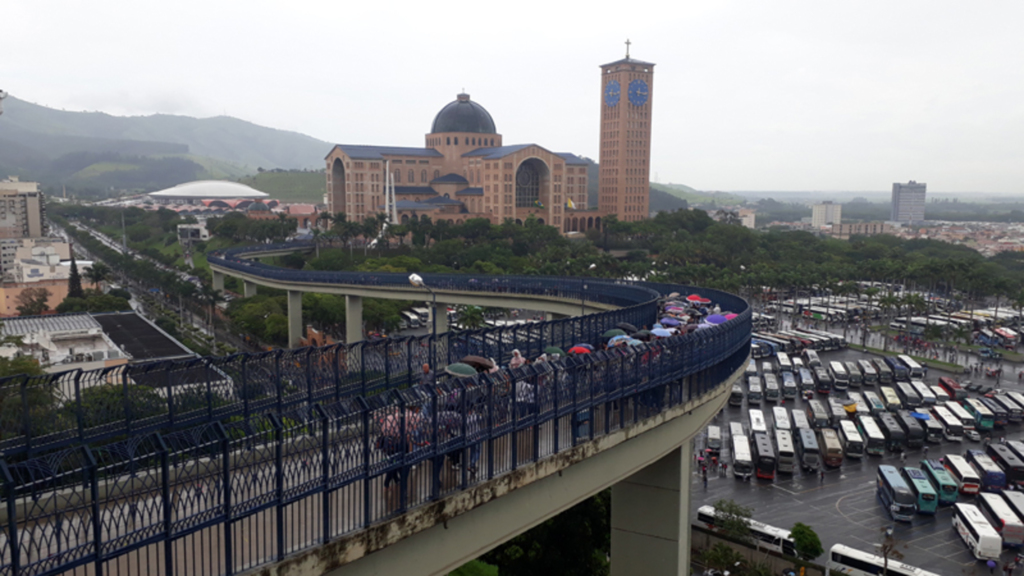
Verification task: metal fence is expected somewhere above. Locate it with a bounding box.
[0,256,751,576]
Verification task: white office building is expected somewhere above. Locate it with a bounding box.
[891,181,926,222]
[811,202,842,228]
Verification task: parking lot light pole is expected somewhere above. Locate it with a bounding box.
[409,273,436,338]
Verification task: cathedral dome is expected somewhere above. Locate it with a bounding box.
[431,93,496,134]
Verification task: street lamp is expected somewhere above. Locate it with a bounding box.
[581,263,596,317]
[409,273,437,338]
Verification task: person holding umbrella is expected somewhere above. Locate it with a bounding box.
[509,349,527,369]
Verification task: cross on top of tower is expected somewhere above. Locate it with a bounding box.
[625,39,631,58]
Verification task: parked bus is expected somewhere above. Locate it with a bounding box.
[696,506,797,556]
[1003,492,1024,541]
[938,376,968,400]
[745,359,758,378]
[829,361,850,391]
[877,412,905,452]
[776,429,796,474]
[932,405,964,441]
[749,409,768,435]
[897,354,925,379]
[791,409,810,431]
[729,384,744,407]
[883,356,910,381]
[858,359,879,386]
[894,381,922,409]
[880,386,902,412]
[920,459,959,505]
[826,544,942,576]
[953,503,1002,560]
[977,492,1024,547]
[797,368,815,393]
[1007,392,1024,417]
[963,398,996,431]
[910,380,936,406]
[753,432,776,480]
[966,449,1007,492]
[795,428,821,471]
[761,360,775,376]
[945,454,982,495]
[838,420,864,459]
[877,465,916,521]
[792,357,805,372]
[807,400,830,429]
[901,467,938,514]
[895,410,925,449]
[856,414,886,456]
[987,444,1024,486]
[1007,441,1024,467]
[946,400,977,431]
[777,352,793,373]
[730,423,754,479]
[410,307,430,322]
[862,390,886,415]
[781,371,798,399]
[813,367,832,395]
[747,377,762,405]
[980,397,1009,428]
[802,349,821,368]
[844,361,863,388]
[827,397,848,425]
[918,411,943,444]
[706,425,722,455]
[763,374,781,404]
[846,391,870,418]
[819,428,844,467]
[772,406,791,432]
[400,310,421,328]
[873,359,895,385]
[929,385,950,405]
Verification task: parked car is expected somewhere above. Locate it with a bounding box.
[964,429,981,442]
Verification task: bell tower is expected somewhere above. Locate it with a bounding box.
[598,41,654,222]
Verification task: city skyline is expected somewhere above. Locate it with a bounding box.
[4,1,1023,193]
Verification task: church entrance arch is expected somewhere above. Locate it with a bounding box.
[587,217,594,230]
[514,158,550,209]
[330,158,346,210]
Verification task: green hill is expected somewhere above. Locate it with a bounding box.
[237,171,326,203]
[651,182,744,205]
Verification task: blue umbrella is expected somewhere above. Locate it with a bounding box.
[652,328,673,337]
[660,317,681,327]
[626,339,644,346]
[608,335,631,346]
[909,411,931,420]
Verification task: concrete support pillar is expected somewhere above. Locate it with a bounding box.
[431,302,448,335]
[287,290,303,349]
[346,295,363,344]
[545,312,569,322]
[243,280,257,298]
[212,270,224,294]
[610,443,692,576]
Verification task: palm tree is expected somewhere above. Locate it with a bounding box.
[84,261,111,290]
[456,305,486,329]
[311,228,323,259]
[862,287,880,347]
[201,285,224,350]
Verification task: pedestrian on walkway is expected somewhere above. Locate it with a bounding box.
[723,463,728,476]
[923,446,929,457]
[703,475,708,489]
[820,469,825,483]
[900,452,906,463]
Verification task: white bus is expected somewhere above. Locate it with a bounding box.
[791,409,810,430]
[829,361,850,391]
[410,306,431,322]
[929,385,950,405]
[910,380,936,406]
[696,506,796,555]
[706,425,722,455]
[749,409,768,435]
[400,310,422,328]
[977,492,1024,547]
[802,349,821,368]
[761,361,775,376]
[932,405,964,442]
[953,503,1002,560]
[777,352,793,373]
[898,354,925,379]
[880,386,902,412]
[862,390,886,415]
[826,544,941,576]
[945,400,977,431]
[776,429,796,474]
[772,406,791,432]
[730,424,754,479]
[855,414,886,456]
[846,391,870,417]
[945,454,981,495]
[763,374,781,403]
[838,420,864,458]
[747,377,762,405]
[845,361,863,387]
[857,359,878,386]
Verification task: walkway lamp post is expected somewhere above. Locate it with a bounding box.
[409,273,436,337]
[581,263,596,317]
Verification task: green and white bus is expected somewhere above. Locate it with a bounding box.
[901,466,938,514]
[920,458,958,505]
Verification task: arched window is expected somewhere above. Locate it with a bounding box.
[408,169,414,183]
[433,169,440,180]
[447,137,451,145]
[454,137,459,145]
[472,138,476,146]
[394,170,400,183]
[421,170,427,183]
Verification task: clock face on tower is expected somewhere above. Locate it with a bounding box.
[604,80,620,107]
[628,79,649,107]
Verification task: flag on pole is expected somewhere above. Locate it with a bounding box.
[566,198,576,210]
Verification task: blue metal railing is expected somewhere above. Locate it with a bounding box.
[0,244,751,576]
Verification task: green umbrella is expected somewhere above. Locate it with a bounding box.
[602,328,628,339]
[444,362,478,377]
[633,329,652,337]
[544,346,565,356]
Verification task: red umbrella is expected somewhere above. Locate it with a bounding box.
[686,294,702,302]
[568,346,592,354]
[698,298,712,304]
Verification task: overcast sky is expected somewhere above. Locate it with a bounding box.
[5,1,1023,193]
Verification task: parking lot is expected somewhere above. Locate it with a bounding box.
[691,346,1024,574]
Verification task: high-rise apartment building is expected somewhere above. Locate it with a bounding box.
[891,181,926,223]
[0,177,47,238]
[598,44,654,222]
[811,201,842,227]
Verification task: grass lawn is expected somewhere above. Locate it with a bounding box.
[237,171,325,203]
[448,560,498,576]
[849,344,965,373]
